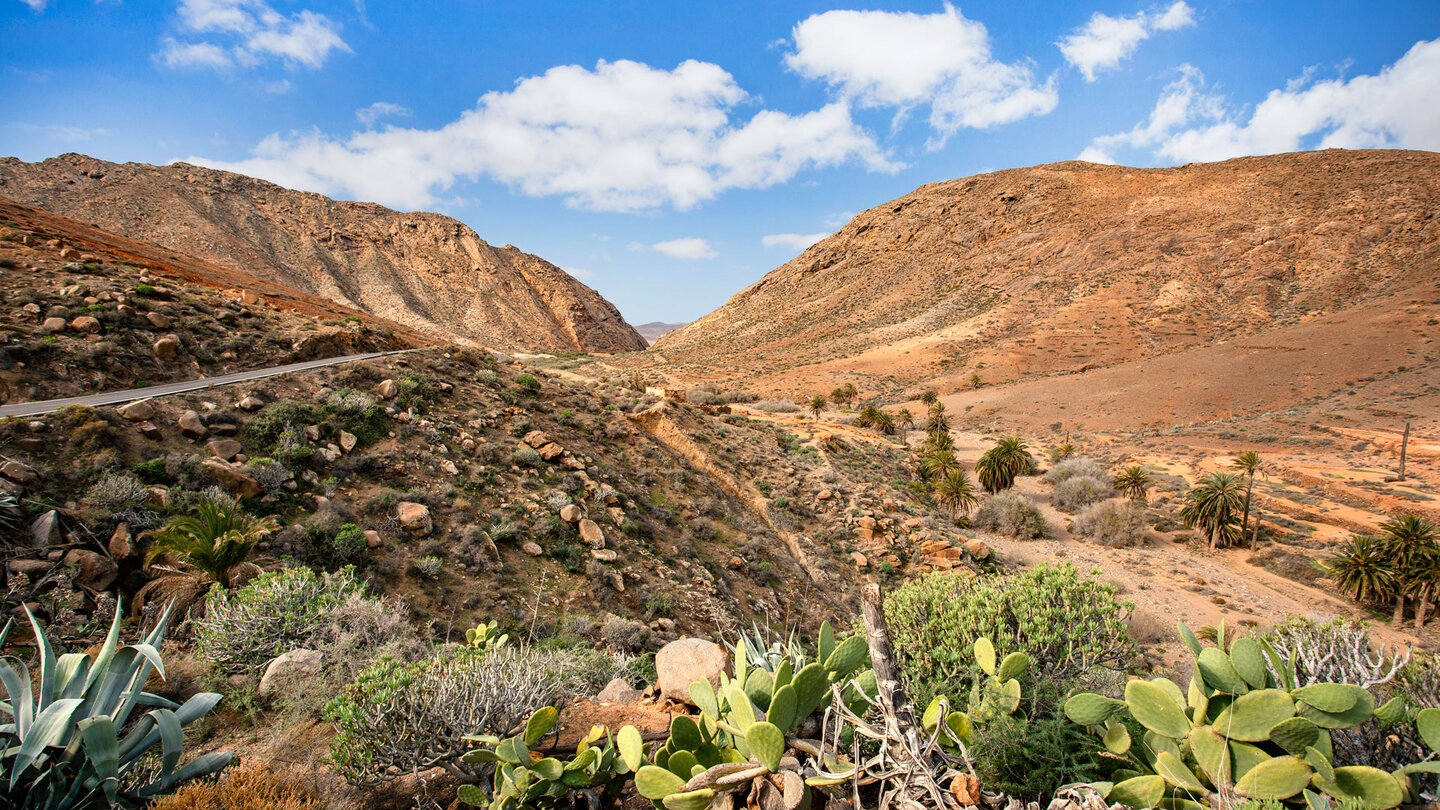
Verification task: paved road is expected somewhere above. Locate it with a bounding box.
[0,350,411,418]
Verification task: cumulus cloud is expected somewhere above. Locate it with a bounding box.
[1080,40,1440,164]
[159,0,351,71]
[761,232,830,250]
[649,238,718,260]
[190,59,898,212]
[1058,1,1195,82]
[785,4,1057,141]
[356,101,411,126]
[20,0,48,11]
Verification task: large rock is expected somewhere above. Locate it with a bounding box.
[523,430,551,449]
[655,638,729,705]
[70,316,101,334]
[62,549,117,591]
[153,334,180,359]
[237,395,265,411]
[116,399,155,421]
[0,461,39,485]
[202,459,263,499]
[578,519,605,549]
[376,379,398,399]
[177,410,206,439]
[205,439,243,461]
[40,317,67,333]
[396,501,432,537]
[30,511,60,546]
[559,504,582,523]
[338,430,357,453]
[258,649,325,699]
[145,310,170,329]
[108,523,135,560]
[597,678,643,704]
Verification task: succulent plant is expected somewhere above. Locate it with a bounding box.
[458,706,635,810]
[465,620,509,653]
[920,636,1033,753]
[1064,620,1440,810]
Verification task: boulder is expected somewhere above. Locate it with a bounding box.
[202,459,263,499]
[338,431,357,453]
[145,311,170,329]
[597,678,643,704]
[69,316,101,334]
[817,489,834,501]
[522,541,544,556]
[62,549,117,591]
[559,504,582,523]
[8,558,52,578]
[523,430,550,449]
[963,539,991,560]
[364,530,383,549]
[153,334,181,359]
[0,461,39,485]
[441,460,458,476]
[257,649,325,699]
[116,400,155,421]
[239,289,260,305]
[137,422,163,441]
[108,523,135,560]
[40,317,67,333]
[205,439,243,461]
[590,548,618,562]
[578,519,605,549]
[396,502,432,537]
[177,410,206,439]
[656,638,728,705]
[376,379,398,399]
[237,395,265,411]
[537,443,565,461]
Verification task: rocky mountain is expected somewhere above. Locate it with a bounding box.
[0,154,646,354]
[633,321,688,345]
[651,149,1439,399]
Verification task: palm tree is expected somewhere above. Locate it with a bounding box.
[920,390,938,407]
[1113,465,1153,502]
[934,468,979,521]
[970,372,982,390]
[842,383,859,407]
[922,446,960,480]
[1322,535,1397,605]
[974,436,1032,494]
[830,387,847,407]
[146,498,280,588]
[896,408,914,442]
[809,395,826,421]
[855,406,894,434]
[925,402,950,438]
[1409,556,1440,629]
[1056,442,1076,460]
[1377,515,1440,627]
[1230,451,1265,548]
[1180,472,1247,550]
[924,428,955,456]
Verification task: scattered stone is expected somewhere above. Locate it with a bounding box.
[591,548,618,562]
[237,395,265,411]
[205,439,243,461]
[145,311,170,329]
[0,461,39,485]
[210,423,238,436]
[522,541,544,556]
[578,519,605,549]
[59,247,79,260]
[523,430,550,449]
[537,443,565,461]
[441,460,458,475]
[560,504,582,523]
[21,302,41,316]
[597,678,643,704]
[202,460,263,499]
[303,425,322,442]
[258,649,324,699]
[40,317,67,333]
[656,638,728,705]
[137,422,163,441]
[108,523,134,560]
[47,305,70,319]
[376,379,398,399]
[177,410,206,439]
[364,530,382,549]
[963,539,991,560]
[338,431,357,453]
[8,558,52,578]
[239,289,260,305]
[62,549,118,591]
[116,400,155,421]
[817,489,833,501]
[153,334,180,359]
[396,502,432,537]
[850,552,868,568]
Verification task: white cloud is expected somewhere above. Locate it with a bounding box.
[785,4,1056,140]
[356,101,411,127]
[20,0,48,11]
[1058,1,1195,82]
[1080,40,1440,164]
[649,238,718,260]
[159,0,350,72]
[761,232,830,250]
[189,59,898,212]
[563,266,596,280]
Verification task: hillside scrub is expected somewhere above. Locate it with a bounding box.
[1071,500,1149,547]
[1041,457,1105,485]
[973,493,1048,538]
[1050,474,1114,513]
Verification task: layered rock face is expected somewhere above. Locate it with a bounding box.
[0,154,646,353]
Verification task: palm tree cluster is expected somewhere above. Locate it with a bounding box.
[974,435,1033,494]
[1324,515,1440,628]
[829,383,858,408]
[854,406,896,435]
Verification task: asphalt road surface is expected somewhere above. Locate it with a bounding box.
[0,350,410,418]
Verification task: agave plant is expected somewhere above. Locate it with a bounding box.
[0,491,19,534]
[0,600,232,808]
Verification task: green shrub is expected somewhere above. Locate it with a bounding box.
[973,493,1048,538]
[885,563,1135,707]
[133,456,171,485]
[323,389,389,445]
[193,566,366,674]
[241,401,322,452]
[133,283,156,296]
[516,374,541,391]
[1051,475,1112,513]
[332,523,370,566]
[394,372,438,412]
[1072,500,1149,547]
[968,674,1112,802]
[409,555,443,579]
[325,644,614,785]
[0,602,232,807]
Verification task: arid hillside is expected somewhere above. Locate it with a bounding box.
[647,149,1439,404]
[0,154,646,354]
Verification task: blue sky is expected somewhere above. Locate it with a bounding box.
[3,1,1438,324]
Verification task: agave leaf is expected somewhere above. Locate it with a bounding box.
[136,751,234,797]
[83,605,126,696]
[78,716,120,805]
[55,654,91,700]
[152,708,183,786]
[0,659,34,737]
[23,604,57,710]
[10,698,82,790]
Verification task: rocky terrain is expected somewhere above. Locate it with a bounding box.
[0,154,647,354]
[0,198,415,401]
[640,149,1438,406]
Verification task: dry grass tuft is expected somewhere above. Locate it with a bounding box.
[149,762,324,810]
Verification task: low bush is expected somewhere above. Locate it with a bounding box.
[241,401,322,452]
[1041,457,1106,485]
[973,493,1048,539]
[750,399,800,413]
[149,762,324,810]
[324,389,389,445]
[885,563,1135,707]
[325,644,615,785]
[1050,474,1112,513]
[1071,500,1148,546]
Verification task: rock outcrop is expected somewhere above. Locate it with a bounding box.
[0,154,646,354]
